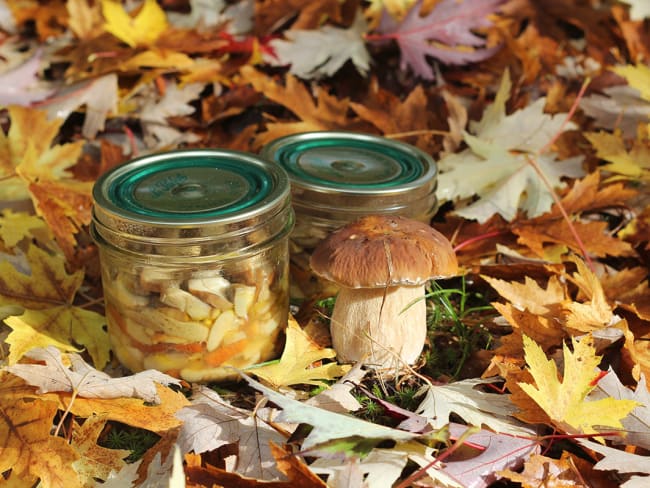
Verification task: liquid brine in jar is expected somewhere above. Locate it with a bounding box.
[260,132,438,299]
[91,149,294,382]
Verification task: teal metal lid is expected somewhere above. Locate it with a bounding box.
[92,149,292,253]
[260,132,437,211]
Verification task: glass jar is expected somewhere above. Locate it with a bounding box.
[260,131,438,298]
[91,149,294,382]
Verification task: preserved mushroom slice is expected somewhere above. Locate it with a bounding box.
[160,285,212,320]
[187,276,232,309]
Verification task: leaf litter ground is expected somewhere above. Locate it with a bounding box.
[1,0,650,487]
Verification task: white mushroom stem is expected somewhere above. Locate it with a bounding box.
[330,285,427,369]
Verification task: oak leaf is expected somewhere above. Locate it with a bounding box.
[518,335,639,437]
[101,0,168,48]
[247,316,350,389]
[374,0,503,79]
[0,395,81,488]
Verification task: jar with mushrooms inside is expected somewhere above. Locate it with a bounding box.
[100,244,289,383]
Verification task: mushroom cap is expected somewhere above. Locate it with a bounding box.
[310,215,458,288]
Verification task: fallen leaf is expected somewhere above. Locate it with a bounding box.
[518,335,639,437]
[0,395,81,488]
[71,414,130,484]
[0,105,84,201]
[373,0,503,79]
[438,69,585,222]
[244,373,425,449]
[176,385,286,480]
[247,316,350,389]
[268,11,370,79]
[443,423,540,488]
[6,346,181,402]
[416,377,534,436]
[499,452,588,487]
[0,209,48,248]
[101,0,168,48]
[584,129,650,180]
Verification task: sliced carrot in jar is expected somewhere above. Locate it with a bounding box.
[204,339,247,366]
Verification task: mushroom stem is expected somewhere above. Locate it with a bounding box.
[330,285,427,369]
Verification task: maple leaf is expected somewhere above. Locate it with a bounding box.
[499,452,590,487]
[415,377,533,435]
[0,105,83,201]
[67,0,104,40]
[267,11,370,79]
[512,172,637,258]
[6,346,181,402]
[0,209,49,248]
[438,69,585,222]
[176,386,286,480]
[101,0,168,48]
[0,47,55,106]
[373,0,503,79]
[71,414,130,484]
[585,129,650,180]
[244,374,424,450]
[247,316,350,389]
[40,73,118,139]
[239,66,366,147]
[0,244,109,367]
[518,334,639,437]
[0,395,81,488]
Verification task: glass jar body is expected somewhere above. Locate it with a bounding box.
[96,238,290,382]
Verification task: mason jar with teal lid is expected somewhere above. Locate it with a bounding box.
[91,149,294,382]
[260,131,438,298]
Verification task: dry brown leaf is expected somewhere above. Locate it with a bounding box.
[239,66,367,147]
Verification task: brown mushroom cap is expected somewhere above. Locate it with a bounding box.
[310,215,458,288]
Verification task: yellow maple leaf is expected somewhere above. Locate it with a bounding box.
[0,210,49,248]
[0,395,81,488]
[611,63,650,101]
[71,414,129,483]
[562,255,615,333]
[0,106,84,201]
[5,307,108,368]
[0,244,109,368]
[247,317,350,389]
[584,130,650,180]
[101,0,168,48]
[518,335,638,438]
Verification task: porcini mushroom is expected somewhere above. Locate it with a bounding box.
[310,215,458,370]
